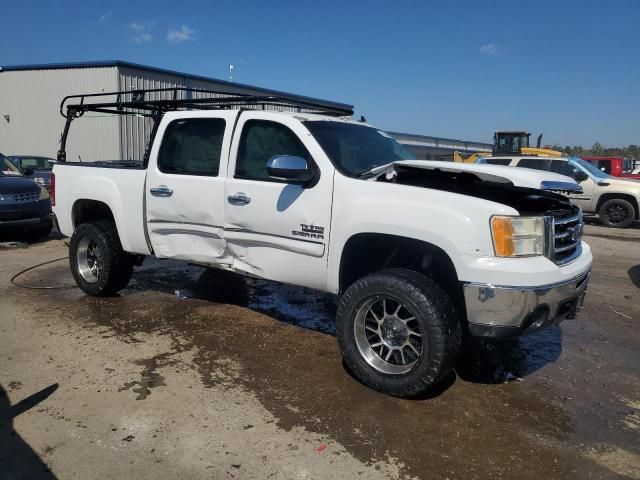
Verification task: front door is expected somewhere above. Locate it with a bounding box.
[224,113,334,290]
[145,112,236,264]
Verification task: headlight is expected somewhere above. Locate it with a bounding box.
[491,216,545,257]
[39,186,50,200]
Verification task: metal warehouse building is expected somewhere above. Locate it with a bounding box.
[0,60,353,162]
[0,60,490,162]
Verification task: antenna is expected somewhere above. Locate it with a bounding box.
[229,64,234,82]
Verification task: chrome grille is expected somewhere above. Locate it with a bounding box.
[0,192,40,204]
[548,209,583,265]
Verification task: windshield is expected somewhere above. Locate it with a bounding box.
[1,155,23,177]
[13,157,54,170]
[303,121,416,177]
[570,157,610,179]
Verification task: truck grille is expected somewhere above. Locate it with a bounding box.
[0,192,40,204]
[548,209,583,265]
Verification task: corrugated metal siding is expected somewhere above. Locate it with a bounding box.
[118,67,186,161]
[0,67,119,160]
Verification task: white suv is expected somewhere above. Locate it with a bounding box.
[479,155,640,228]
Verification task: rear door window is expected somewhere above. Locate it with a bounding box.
[517,158,551,171]
[157,118,226,176]
[483,158,512,166]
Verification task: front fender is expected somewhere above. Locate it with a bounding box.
[327,176,517,293]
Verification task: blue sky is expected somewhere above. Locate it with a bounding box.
[1,0,638,146]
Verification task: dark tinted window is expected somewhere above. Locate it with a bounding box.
[549,160,580,177]
[236,120,311,181]
[158,118,225,176]
[597,160,612,174]
[483,158,512,166]
[517,158,551,171]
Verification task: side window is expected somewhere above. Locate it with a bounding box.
[484,158,512,166]
[236,120,312,181]
[597,160,612,174]
[158,118,225,176]
[550,161,578,177]
[517,159,551,171]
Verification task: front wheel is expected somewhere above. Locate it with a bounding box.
[336,269,461,397]
[599,198,636,228]
[69,221,134,296]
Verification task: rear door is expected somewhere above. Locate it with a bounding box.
[145,111,237,264]
[223,112,334,290]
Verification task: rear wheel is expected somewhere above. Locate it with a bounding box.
[599,198,635,228]
[336,269,461,397]
[69,221,134,296]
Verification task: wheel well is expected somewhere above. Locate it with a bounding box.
[597,193,639,219]
[72,200,115,229]
[339,233,461,305]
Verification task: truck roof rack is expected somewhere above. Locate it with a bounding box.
[57,87,354,162]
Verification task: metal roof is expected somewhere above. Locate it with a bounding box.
[0,60,353,111]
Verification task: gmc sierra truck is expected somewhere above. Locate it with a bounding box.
[52,89,592,397]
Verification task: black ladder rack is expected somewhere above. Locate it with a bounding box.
[57,87,354,162]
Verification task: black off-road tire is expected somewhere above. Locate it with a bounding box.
[69,221,134,296]
[599,198,635,228]
[336,268,461,397]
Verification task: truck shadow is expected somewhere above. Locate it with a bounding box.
[0,383,59,479]
[455,326,563,384]
[627,265,640,288]
[127,260,338,334]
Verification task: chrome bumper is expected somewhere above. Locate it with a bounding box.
[463,271,590,338]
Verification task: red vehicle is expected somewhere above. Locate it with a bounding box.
[582,157,640,179]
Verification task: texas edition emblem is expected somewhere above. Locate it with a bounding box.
[292,224,325,240]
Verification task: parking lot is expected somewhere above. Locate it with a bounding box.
[1,222,639,480]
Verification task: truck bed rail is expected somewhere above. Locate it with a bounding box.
[57,87,354,163]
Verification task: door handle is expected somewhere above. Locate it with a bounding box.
[150,185,173,197]
[227,193,251,206]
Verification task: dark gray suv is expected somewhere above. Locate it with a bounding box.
[0,153,52,239]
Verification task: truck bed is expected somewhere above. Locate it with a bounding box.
[52,163,151,255]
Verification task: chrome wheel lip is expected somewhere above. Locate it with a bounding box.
[353,295,424,375]
[76,236,102,284]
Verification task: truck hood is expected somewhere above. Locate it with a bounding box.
[391,160,580,193]
[370,160,577,216]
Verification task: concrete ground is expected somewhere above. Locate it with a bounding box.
[0,222,639,479]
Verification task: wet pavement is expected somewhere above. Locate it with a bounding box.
[1,224,639,479]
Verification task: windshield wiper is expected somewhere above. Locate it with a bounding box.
[356,162,396,179]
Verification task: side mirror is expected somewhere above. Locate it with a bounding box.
[573,171,589,183]
[266,155,316,184]
[22,167,34,176]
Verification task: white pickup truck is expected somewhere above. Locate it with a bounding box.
[52,89,592,397]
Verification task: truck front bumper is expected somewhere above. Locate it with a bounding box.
[464,270,590,338]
